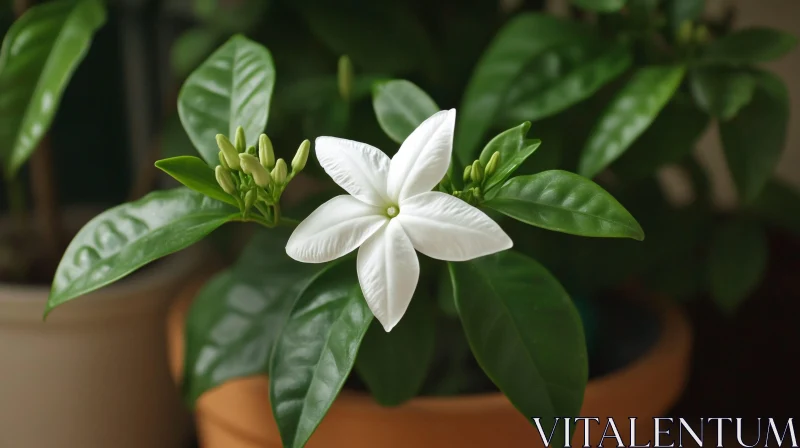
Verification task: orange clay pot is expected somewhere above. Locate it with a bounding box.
[169,281,691,448]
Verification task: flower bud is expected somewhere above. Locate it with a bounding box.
[338,55,353,102]
[259,134,275,169]
[676,21,693,45]
[272,158,288,184]
[216,134,240,170]
[292,139,310,173]
[239,153,271,188]
[215,165,236,194]
[485,151,500,176]
[246,145,256,155]
[218,151,230,170]
[694,25,710,44]
[244,189,256,210]
[470,160,484,183]
[463,165,472,183]
[234,126,246,153]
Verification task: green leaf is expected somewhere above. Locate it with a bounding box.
[178,34,275,166]
[689,67,756,120]
[295,1,435,75]
[499,42,631,125]
[182,229,327,405]
[719,72,789,203]
[613,96,709,180]
[372,80,439,144]
[668,0,705,30]
[270,263,372,448]
[578,65,685,178]
[450,251,587,447]
[477,122,541,193]
[701,28,798,64]
[355,296,434,406]
[748,180,800,238]
[457,13,590,164]
[709,220,768,312]
[47,188,238,313]
[0,0,106,177]
[155,156,236,206]
[571,0,627,13]
[171,27,222,80]
[485,170,644,240]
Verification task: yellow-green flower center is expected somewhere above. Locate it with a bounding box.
[386,205,399,218]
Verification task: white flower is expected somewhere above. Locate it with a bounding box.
[285,109,512,331]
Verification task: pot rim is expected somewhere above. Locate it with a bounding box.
[189,295,691,430]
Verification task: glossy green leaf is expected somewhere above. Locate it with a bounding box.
[486,170,644,240]
[355,297,434,406]
[0,0,106,177]
[178,34,275,165]
[719,72,789,203]
[457,13,590,164]
[372,80,439,144]
[709,220,768,312]
[748,180,800,238]
[578,65,685,178]
[270,263,372,448]
[690,67,755,120]
[613,96,709,180]
[182,229,327,405]
[296,1,435,74]
[47,188,238,313]
[155,156,237,206]
[571,0,626,13]
[701,28,798,64]
[478,122,541,193]
[499,42,631,125]
[450,251,587,447]
[171,27,222,80]
[668,0,705,30]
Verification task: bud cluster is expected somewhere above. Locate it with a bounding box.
[214,125,310,225]
[440,150,500,205]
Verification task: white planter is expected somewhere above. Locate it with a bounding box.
[0,231,201,448]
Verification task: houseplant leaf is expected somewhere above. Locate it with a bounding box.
[270,262,372,448]
[372,79,439,143]
[689,66,756,120]
[498,42,631,125]
[570,0,626,13]
[47,188,238,313]
[450,251,587,447]
[578,65,685,178]
[719,71,789,203]
[747,180,800,238]
[709,219,768,312]
[178,34,275,165]
[612,96,709,180]
[457,13,590,164]
[0,0,106,177]
[155,156,237,206]
[171,26,222,79]
[182,229,328,405]
[477,122,541,193]
[701,28,798,64]
[485,170,644,240]
[668,0,704,30]
[355,296,435,406]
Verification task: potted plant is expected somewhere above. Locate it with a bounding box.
[0,0,200,446]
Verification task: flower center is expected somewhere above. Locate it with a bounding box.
[386,205,399,218]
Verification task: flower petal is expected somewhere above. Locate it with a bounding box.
[357,220,419,332]
[315,136,391,206]
[397,191,512,261]
[387,109,456,202]
[286,195,387,263]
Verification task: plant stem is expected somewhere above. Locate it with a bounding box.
[29,136,62,266]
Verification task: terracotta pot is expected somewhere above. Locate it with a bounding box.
[0,212,203,448]
[169,284,691,448]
